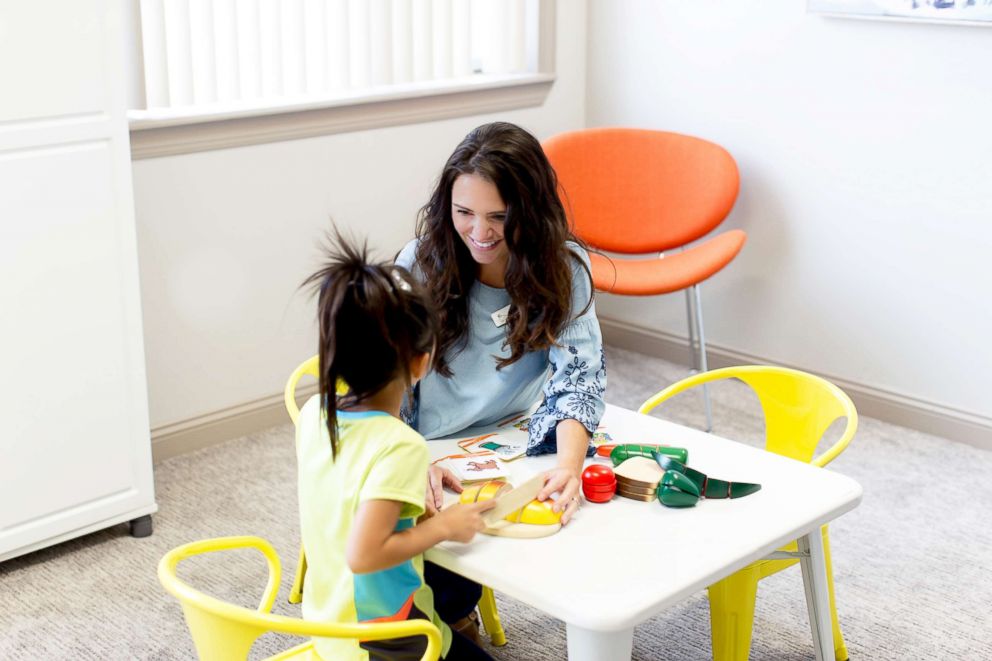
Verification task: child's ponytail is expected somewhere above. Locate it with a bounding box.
[303,231,437,457]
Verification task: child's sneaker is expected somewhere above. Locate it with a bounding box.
[450,610,481,645]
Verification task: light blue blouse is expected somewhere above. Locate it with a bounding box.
[395,239,606,455]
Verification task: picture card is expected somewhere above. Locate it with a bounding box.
[436,451,509,483]
[476,437,527,462]
[591,431,614,447]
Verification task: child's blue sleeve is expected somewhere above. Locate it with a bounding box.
[526,248,607,455]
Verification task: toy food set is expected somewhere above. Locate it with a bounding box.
[442,420,758,526]
[595,446,762,509]
[459,475,561,538]
[581,464,616,503]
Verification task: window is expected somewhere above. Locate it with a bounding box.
[128,0,556,158]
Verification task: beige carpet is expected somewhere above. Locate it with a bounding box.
[2,346,991,659]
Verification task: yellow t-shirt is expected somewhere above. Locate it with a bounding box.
[296,397,452,660]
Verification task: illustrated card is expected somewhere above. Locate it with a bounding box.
[457,432,527,461]
[476,437,527,461]
[591,431,614,447]
[458,433,499,453]
[436,451,509,482]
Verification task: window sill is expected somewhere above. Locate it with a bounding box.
[128,72,555,159]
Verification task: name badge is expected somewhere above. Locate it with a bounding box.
[491,304,511,328]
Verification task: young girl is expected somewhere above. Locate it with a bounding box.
[396,121,607,636]
[297,235,496,661]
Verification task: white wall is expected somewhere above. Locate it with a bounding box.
[132,6,586,432]
[587,0,992,425]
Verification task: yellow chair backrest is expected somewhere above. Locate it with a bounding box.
[284,356,320,426]
[158,536,442,661]
[285,355,353,426]
[285,355,349,606]
[638,365,857,467]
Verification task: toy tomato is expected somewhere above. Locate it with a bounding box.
[582,464,615,486]
[581,464,616,503]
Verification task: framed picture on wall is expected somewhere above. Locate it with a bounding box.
[809,0,992,26]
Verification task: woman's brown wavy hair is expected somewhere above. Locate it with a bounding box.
[414,122,591,377]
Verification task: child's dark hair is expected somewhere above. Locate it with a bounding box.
[303,232,437,457]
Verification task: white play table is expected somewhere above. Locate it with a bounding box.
[425,404,862,660]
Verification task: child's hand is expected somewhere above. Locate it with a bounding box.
[426,464,463,514]
[435,500,496,543]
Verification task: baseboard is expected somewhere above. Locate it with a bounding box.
[150,320,992,462]
[599,317,992,452]
[150,384,318,463]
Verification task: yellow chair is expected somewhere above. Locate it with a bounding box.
[158,535,441,660]
[638,365,857,661]
[284,356,507,647]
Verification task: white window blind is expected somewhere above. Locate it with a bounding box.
[137,0,536,111]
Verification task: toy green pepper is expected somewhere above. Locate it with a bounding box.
[657,470,701,508]
[652,451,761,505]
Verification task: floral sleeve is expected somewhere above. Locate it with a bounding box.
[526,248,607,455]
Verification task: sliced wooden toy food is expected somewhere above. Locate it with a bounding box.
[459,478,562,538]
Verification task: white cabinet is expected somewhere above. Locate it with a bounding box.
[0,0,157,561]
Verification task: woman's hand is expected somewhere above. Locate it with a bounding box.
[537,418,590,525]
[433,500,496,543]
[425,464,463,515]
[537,466,581,525]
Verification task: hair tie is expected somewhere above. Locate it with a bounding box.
[389,268,412,292]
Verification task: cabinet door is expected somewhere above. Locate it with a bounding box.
[0,0,156,559]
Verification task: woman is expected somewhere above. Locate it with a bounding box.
[395,121,606,640]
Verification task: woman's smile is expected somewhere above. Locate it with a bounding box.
[452,172,510,286]
[468,236,501,250]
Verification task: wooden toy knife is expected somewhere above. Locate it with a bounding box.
[482,473,547,526]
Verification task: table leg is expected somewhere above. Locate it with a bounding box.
[798,530,833,661]
[565,624,633,661]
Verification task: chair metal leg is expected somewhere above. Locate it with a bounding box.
[289,545,307,604]
[692,285,713,432]
[822,526,850,661]
[799,531,834,661]
[477,585,507,646]
[684,288,699,372]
